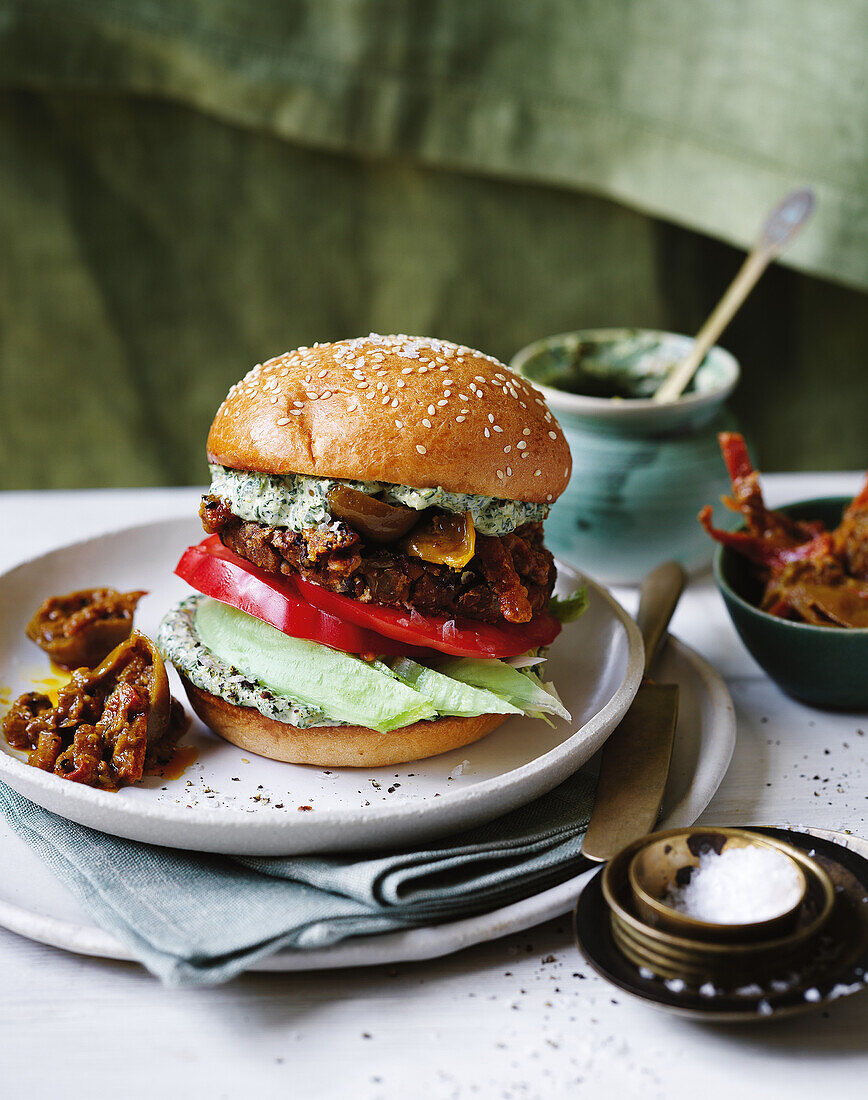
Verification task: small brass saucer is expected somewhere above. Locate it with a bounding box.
[603,829,832,985]
[574,826,868,1023]
[628,829,808,943]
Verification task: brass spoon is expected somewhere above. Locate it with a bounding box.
[653,188,815,404]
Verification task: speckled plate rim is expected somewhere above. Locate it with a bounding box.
[0,638,735,972]
[574,826,868,1023]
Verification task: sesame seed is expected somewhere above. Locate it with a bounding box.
[459,394,469,401]
[443,379,454,386]
[504,445,512,453]
[428,405,435,415]
[547,494,553,501]
[276,417,290,425]
[444,389,451,397]
[523,428,531,435]
[488,414,494,423]
[416,445,427,455]
[402,367,413,374]
[437,399,448,406]
[391,399,399,407]
[517,441,526,449]
[321,391,332,399]
[548,431,557,440]
[520,452,529,459]
[493,425,503,433]
[564,467,569,477]
[318,370,328,378]
[422,419,431,428]
[507,466,512,475]
[484,428,490,438]
[395,420,403,428]
[496,470,504,479]
[293,401,304,407]
[535,469,542,476]
[357,381,368,388]
[397,379,406,388]
[290,409,303,416]
[381,396,390,405]
[456,416,465,423]
[439,364,449,371]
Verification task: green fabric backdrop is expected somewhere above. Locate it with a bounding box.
[1,1,865,488]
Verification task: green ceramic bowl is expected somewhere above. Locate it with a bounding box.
[714,497,868,709]
[510,328,740,583]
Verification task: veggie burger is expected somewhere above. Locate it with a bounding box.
[158,334,582,767]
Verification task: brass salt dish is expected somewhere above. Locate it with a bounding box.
[601,828,836,986]
[628,829,808,943]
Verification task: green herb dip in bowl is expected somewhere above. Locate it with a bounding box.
[510,328,740,583]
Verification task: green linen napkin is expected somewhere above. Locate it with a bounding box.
[0,771,595,986]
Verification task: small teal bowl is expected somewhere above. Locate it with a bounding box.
[714,497,868,710]
[510,328,740,583]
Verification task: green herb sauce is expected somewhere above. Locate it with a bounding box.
[208,464,548,536]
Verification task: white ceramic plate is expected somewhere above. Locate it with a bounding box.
[0,636,734,971]
[0,518,644,855]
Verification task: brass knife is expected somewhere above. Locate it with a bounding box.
[582,561,686,863]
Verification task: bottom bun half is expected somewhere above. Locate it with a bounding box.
[180,677,508,767]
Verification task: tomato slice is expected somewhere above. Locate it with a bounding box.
[175,538,435,660]
[175,536,562,658]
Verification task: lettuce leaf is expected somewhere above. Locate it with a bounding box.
[193,597,570,732]
[195,598,435,733]
[548,588,589,623]
[388,658,522,718]
[433,657,571,722]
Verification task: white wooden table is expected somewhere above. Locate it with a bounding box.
[1,474,866,1099]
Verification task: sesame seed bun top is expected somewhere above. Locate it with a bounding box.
[207,335,572,503]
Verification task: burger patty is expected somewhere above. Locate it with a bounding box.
[200,496,555,625]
